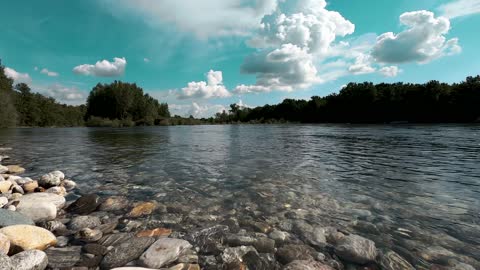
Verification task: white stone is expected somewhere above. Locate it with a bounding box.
[39,171,64,187]
[46,186,67,196]
[62,180,76,191]
[139,238,192,269]
[0,165,8,174]
[17,201,57,222]
[10,250,48,270]
[17,193,66,209]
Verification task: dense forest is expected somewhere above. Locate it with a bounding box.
[216,76,480,124]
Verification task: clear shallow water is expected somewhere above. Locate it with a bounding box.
[1,125,480,268]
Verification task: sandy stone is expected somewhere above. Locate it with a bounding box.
[127,202,156,218]
[0,181,12,193]
[6,165,25,175]
[0,225,57,252]
[0,233,10,255]
[136,228,172,238]
[22,181,39,193]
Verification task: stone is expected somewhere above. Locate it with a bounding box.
[0,166,8,174]
[0,225,57,252]
[97,221,118,234]
[253,237,275,253]
[62,180,76,191]
[127,202,156,218]
[75,228,103,242]
[136,228,172,238]
[78,253,103,268]
[101,236,155,269]
[10,250,48,270]
[0,253,12,270]
[69,215,101,231]
[38,220,67,232]
[0,181,12,193]
[45,246,82,268]
[99,196,129,212]
[168,264,201,270]
[186,225,229,255]
[0,197,7,208]
[226,234,256,247]
[13,178,32,185]
[276,245,315,265]
[17,202,57,222]
[55,236,69,247]
[110,268,156,270]
[283,260,334,270]
[6,165,25,175]
[22,181,38,193]
[17,193,66,209]
[83,243,109,255]
[335,234,377,264]
[39,171,64,188]
[269,230,288,243]
[221,246,256,265]
[250,221,272,233]
[0,233,9,255]
[139,238,193,269]
[0,209,34,227]
[66,194,100,215]
[380,250,415,270]
[98,232,134,247]
[12,185,24,194]
[46,186,66,196]
[242,251,278,270]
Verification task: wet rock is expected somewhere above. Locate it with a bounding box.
[10,250,48,270]
[110,268,156,270]
[55,236,69,247]
[136,228,172,238]
[97,221,119,234]
[380,250,415,270]
[250,221,272,234]
[62,180,76,191]
[0,233,9,255]
[99,196,129,212]
[17,193,66,209]
[253,237,275,253]
[242,251,278,270]
[75,228,103,242]
[187,225,229,255]
[39,171,64,188]
[101,236,155,269]
[127,202,157,218]
[0,225,57,252]
[45,246,82,268]
[178,249,199,264]
[78,253,103,268]
[199,255,219,270]
[38,220,67,233]
[83,243,109,255]
[139,238,193,268]
[0,253,12,270]
[221,246,257,265]
[119,219,143,232]
[98,232,134,247]
[67,194,100,215]
[269,230,289,243]
[168,263,201,270]
[276,245,315,265]
[69,215,101,231]
[283,260,334,270]
[335,234,377,264]
[16,201,57,222]
[0,181,12,193]
[226,234,256,247]
[6,165,25,175]
[0,209,34,227]
[46,186,67,196]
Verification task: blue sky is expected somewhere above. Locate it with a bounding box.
[1,0,479,117]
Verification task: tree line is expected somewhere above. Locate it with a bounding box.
[216,76,480,124]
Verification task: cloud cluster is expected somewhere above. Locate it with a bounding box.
[177,70,232,99]
[379,66,400,77]
[372,11,461,64]
[73,57,126,77]
[438,0,480,19]
[169,102,227,118]
[4,67,32,84]
[38,84,86,105]
[40,68,59,77]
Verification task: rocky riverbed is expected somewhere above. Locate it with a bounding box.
[0,147,478,270]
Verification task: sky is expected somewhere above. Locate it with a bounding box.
[1,0,479,117]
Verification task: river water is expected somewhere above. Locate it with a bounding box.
[1,125,479,268]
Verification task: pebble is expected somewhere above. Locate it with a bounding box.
[66,194,100,215]
[69,215,101,231]
[83,243,109,256]
[139,238,193,269]
[22,181,38,193]
[380,250,415,270]
[276,244,315,264]
[253,237,275,253]
[0,253,12,269]
[6,165,25,175]
[0,225,57,252]
[335,234,377,264]
[98,232,134,247]
[10,250,48,270]
[0,233,10,255]
[46,186,67,196]
[62,180,76,191]
[39,171,64,187]
[221,246,257,265]
[269,229,289,243]
[0,166,8,174]
[75,228,103,242]
[101,236,156,269]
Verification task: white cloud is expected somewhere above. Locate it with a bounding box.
[4,67,32,84]
[100,0,278,39]
[40,68,59,77]
[372,10,461,64]
[348,54,376,75]
[143,58,150,63]
[177,70,232,99]
[73,57,126,77]
[169,102,227,118]
[438,0,480,19]
[379,66,401,77]
[36,84,86,105]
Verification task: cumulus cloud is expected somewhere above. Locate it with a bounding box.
[73,57,126,77]
[379,66,401,77]
[176,70,232,99]
[348,54,376,75]
[372,11,461,64]
[438,0,480,19]
[169,102,227,118]
[100,0,278,38]
[40,68,59,77]
[36,84,86,105]
[4,67,32,84]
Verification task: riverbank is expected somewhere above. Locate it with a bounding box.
[0,147,477,270]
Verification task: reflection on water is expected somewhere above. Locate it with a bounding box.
[1,125,479,267]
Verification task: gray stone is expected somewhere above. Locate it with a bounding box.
[0,233,9,255]
[69,216,101,231]
[10,250,48,270]
[335,234,377,264]
[66,194,100,215]
[138,238,192,269]
[186,225,228,255]
[0,197,8,208]
[16,202,57,222]
[380,250,415,270]
[283,260,334,270]
[45,246,82,268]
[269,230,288,243]
[98,196,129,212]
[101,236,155,269]
[75,228,103,242]
[98,233,134,247]
[39,171,64,188]
[0,253,12,270]
[62,180,76,191]
[83,243,109,255]
[226,234,256,246]
[38,220,67,232]
[0,209,34,227]
[276,245,315,265]
[55,236,69,247]
[253,237,275,253]
[221,246,257,265]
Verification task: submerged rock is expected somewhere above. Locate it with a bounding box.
[10,250,48,270]
[127,202,157,218]
[67,194,100,215]
[283,260,334,270]
[99,196,129,212]
[0,225,57,252]
[101,236,155,269]
[335,234,377,264]
[136,228,172,238]
[276,244,315,265]
[98,232,134,247]
[139,238,192,268]
[380,250,415,270]
[75,228,103,242]
[221,246,257,265]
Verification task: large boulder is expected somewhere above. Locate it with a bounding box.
[10,250,48,270]
[138,238,192,269]
[0,225,57,252]
[334,234,377,264]
[0,209,34,228]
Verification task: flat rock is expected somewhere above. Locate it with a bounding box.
[69,216,101,231]
[283,260,334,270]
[16,202,57,222]
[101,236,155,269]
[66,194,100,215]
[0,225,57,252]
[99,196,129,212]
[17,193,66,209]
[75,228,103,242]
[0,233,9,255]
[139,238,192,269]
[83,243,109,255]
[98,233,134,247]
[335,234,377,264]
[380,250,415,270]
[39,171,64,188]
[6,165,25,175]
[45,246,82,268]
[0,209,34,227]
[10,250,48,270]
[127,202,156,218]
